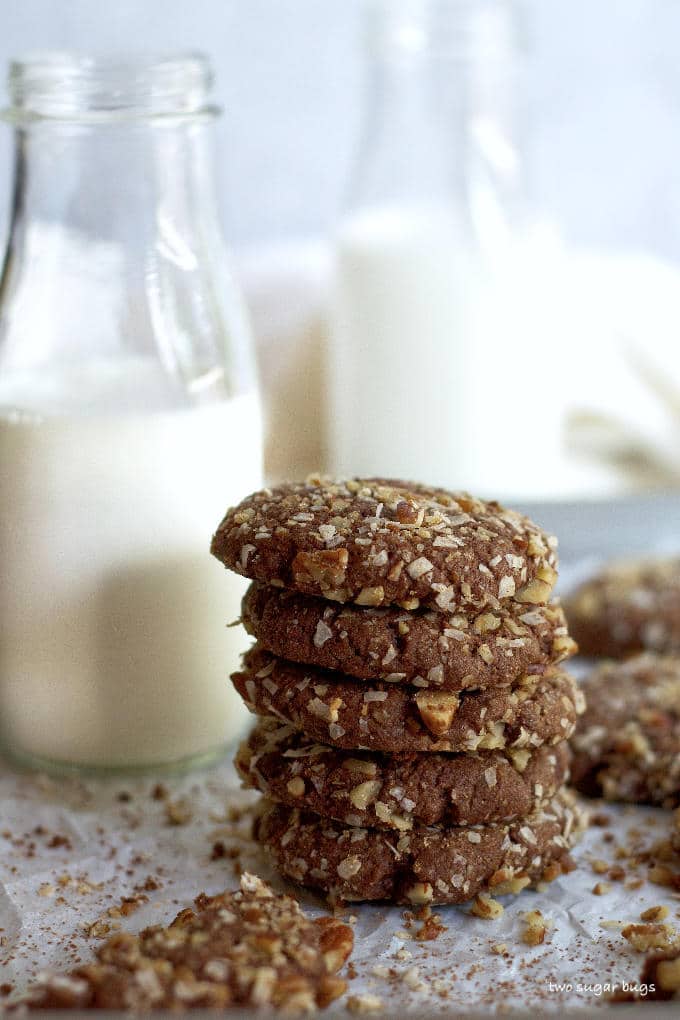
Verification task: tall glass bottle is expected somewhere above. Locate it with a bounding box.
[329,0,531,493]
[0,53,262,772]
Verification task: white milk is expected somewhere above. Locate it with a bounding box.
[329,206,609,500]
[329,204,479,486]
[0,362,262,769]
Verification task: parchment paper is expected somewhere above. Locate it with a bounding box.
[1,496,679,1015]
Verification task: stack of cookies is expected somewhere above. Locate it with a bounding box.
[211,478,585,907]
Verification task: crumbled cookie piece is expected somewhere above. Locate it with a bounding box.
[20,873,352,1012]
[211,478,558,611]
[242,583,574,689]
[233,647,583,754]
[564,557,680,658]
[236,717,572,830]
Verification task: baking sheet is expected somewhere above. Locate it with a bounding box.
[1,493,680,1016]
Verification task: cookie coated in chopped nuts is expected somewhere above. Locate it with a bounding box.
[638,947,680,1000]
[254,790,584,906]
[241,583,575,690]
[232,646,584,754]
[236,717,572,830]
[211,478,559,611]
[571,653,680,807]
[564,557,680,658]
[18,873,352,1013]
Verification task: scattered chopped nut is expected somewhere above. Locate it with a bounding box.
[592,882,611,895]
[522,910,551,946]
[470,894,504,920]
[401,966,426,991]
[641,905,670,922]
[621,923,677,953]
[347,993,385,1013]
[165,800,192,826]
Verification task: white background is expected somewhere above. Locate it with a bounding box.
[1,0,680,257]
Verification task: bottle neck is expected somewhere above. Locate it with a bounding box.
[345,0,526,240]
[0,115,255,407]
[350,52,468,209]
[1,53,224,282]
[6,110,220,240]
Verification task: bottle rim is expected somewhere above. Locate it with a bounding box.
[3,51,219,123]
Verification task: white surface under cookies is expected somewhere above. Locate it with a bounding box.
[0,755,677,1017]
[1,492,680,1017]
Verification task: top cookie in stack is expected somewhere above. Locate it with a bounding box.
[211,477,574,694]
[212,477,559,614]
[211,478,583,906]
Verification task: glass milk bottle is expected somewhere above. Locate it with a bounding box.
[0,54,262,772]
[329,0,525,489]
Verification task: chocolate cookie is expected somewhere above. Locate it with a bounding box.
[236,717,572,830]
[254,790,583,906]
[20,873,352,1012]
[564,557,680,658]
[212,478,558,611]
[232,646,584,754]
[242,583,575,689]
[571,653,680,807]
[638,947,680,1001]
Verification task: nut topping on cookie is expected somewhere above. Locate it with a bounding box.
[212,478,558,611]
[19,873,353,1012]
